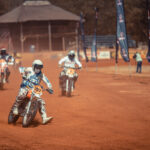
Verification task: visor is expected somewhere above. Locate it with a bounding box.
[34,64,43,69]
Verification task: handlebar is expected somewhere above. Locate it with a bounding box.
[22,78,53,94]
[59,66,81,70]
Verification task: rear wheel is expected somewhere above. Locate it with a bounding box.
[61,90,66,96]
[22,100,38,127]
[0,74,4,90]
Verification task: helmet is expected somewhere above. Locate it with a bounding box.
[0,48,7,55]
[68,50,75,61]
[32,59,43,72]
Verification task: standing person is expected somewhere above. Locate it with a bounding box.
[58,50,82,88]
[0,48,14,82]
[13,59,54,124]
[133,52,143,73]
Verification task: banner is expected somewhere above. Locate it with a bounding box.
[116,0,129,62]
[99,51,110,59]
[147,0,150,62]
[91,7,98,62]
[80,13,88,62]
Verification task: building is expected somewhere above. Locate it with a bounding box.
[0,0,80,52]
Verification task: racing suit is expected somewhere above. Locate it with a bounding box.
[0,54,14,82]
[58,56,82,87]
[13,67,53,120]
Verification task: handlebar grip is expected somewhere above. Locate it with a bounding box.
[46,89,54,94]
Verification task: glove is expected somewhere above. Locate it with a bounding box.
[47,89,54,94]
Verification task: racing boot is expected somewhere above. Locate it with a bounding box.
[42,116,53,124]
[6,70,10,83]
[73,76,78,89]
[39,104,53,124]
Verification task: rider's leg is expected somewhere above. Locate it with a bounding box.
[6,67,10,82]
[38,98,53,124]
[13,88,28,115]
[59,70,65,87]
[73,73,78,88]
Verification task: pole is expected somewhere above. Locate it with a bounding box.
[115,0,119,75]
[128,62,132,77]
[20,23,24,53]
[48,22,52,51]
[115,38,119,74]
[62,36,65,51]
[76,22,80,60]
[94,7,99,72]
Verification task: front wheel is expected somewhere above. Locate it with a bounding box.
[8,110,19,124]
[66,79,73,97]
[22,100,38,127]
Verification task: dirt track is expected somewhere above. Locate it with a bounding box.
[0,53,150,150]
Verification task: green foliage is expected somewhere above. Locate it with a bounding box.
[0,0,148,42]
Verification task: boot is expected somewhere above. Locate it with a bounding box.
[59,78,63,88]
[42,116,53,124]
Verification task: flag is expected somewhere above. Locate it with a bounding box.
[115,39,119,63]
[91,33,97,62]
[147,0,150,62]
[116,0,129,62]
[80,13,89,62]
[91,7,98,62]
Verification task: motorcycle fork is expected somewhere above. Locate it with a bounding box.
[66,79,69,92]
[25,95,33,114]
[66,78,74,92]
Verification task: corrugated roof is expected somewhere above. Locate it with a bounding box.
[0,0,80,23]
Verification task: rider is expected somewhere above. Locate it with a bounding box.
[0,48,14,82]
[13,59,54,124]
[58,50,82,87]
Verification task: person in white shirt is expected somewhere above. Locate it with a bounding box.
[58,50,82,87]
[133,52,143,73]
[13,59,53,124]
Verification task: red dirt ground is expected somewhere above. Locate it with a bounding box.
[0,52,150,150]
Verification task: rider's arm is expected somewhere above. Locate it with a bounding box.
[58,56,67,66]
[75,58,82,68]
[7,55,14,65]
[42,74,53,89]
[20,67,31,79]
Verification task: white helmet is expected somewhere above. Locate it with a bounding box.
[68,50,75,60]
[32,59,43,71]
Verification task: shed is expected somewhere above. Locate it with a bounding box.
[0,0,80,52]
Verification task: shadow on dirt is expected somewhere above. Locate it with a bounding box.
[9,119,41,128]
[29,119,41,128]
[0,88,8,91]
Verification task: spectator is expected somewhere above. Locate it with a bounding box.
[133,52,143,73]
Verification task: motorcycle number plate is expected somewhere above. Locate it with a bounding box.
[33,85,42,95]
[66,69,75,75]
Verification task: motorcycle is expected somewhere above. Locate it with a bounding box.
[0,59,7,89]
[60,66,80,97]
[8,80,51,127]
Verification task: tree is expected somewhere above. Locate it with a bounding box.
[0,0,148,42]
